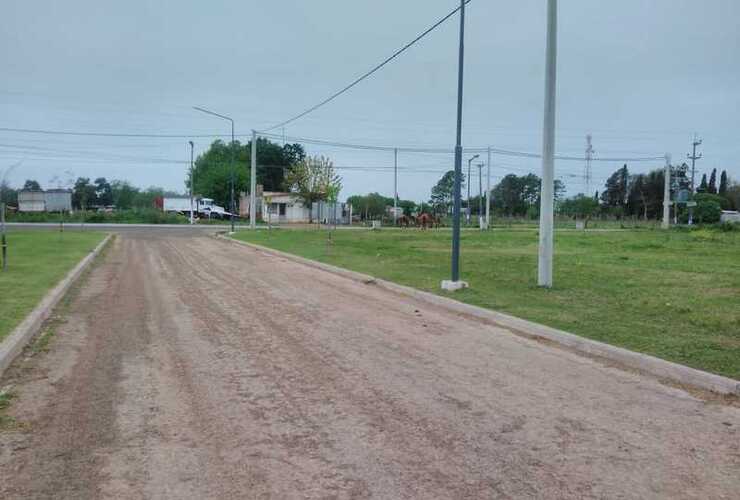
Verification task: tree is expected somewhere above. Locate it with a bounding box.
[719,170,728,196]
[627,174,649,219]
[697,173,708,194]
[22,179,41,191]
[558,194,599,219]
[708,168,718,194]
[430,170,462,214]
[0,181,18,207]
[110,180,140,210]
[190,138,305,208]
[490,173,563,218]
[346,193,393,220]
[94,177,113,206]
[601,165,629,211]
[285,156,341,222]
[693,194,722,224]
[72,177,96,210]
[724,181,740,210]
[398,199,417,216]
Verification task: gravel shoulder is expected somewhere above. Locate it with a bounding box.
[1,232,738,499]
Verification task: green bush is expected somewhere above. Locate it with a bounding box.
[693,199,722,224]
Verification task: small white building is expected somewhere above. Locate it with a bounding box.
[240,190,351,224]
[18,191,46,212]
[18,189,72,212]
[241,191,311,223]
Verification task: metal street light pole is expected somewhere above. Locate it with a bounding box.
[466,153,479,224]
[250,130,257,229]
[1,161,22,271]
[537,0,558,288]
[477,163,484,229]
[189,141,195,225]
[447,0,466,289]
[193,106,236,233]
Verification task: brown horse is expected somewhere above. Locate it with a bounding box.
[397,215,412,228]
[416,212,436,230]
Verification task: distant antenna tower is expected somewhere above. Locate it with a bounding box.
[584,134,595,195]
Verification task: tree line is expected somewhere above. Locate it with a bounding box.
[559,164,738,224]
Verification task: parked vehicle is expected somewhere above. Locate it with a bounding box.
[155,196,233,219]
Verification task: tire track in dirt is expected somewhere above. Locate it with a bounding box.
[0,232,738,499]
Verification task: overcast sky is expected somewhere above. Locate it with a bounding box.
[1,0,738,201]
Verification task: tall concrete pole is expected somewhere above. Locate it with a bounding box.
[662,154,671,229]
[486,146,491,229]
[393,148,398,226]
[250,129,258,229]
[449,0,466,285]
[189,140,195,225]
[537,0,558,288]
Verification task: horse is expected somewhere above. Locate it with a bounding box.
[416,212,435,230]
[396,215,412,228]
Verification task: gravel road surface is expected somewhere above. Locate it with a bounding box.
[0,232,738,499]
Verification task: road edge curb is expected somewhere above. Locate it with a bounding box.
[221,234,740,396]
[0,233,113,378]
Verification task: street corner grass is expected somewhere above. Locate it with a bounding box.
[232,227,740,380]
[0,231,106,343]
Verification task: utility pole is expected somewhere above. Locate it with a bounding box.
[687,135,702,226]
[250,130,258,229]
[189,141,195,225]
[466,154,479,224]
[537,0,558,288]
[662,153,671,229]
[688,134,702,192]
[584,134,594,196]
[393,148,398,226]
[445,0,467,290]
[486,147,491,229]
[477,163,484,229]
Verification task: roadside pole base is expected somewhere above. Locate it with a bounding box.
[441,280,469,292]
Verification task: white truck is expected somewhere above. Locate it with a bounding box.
[161,197,233,219]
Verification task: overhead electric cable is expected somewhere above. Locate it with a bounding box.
[261,0,474,132]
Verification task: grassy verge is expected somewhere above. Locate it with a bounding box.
[0,231,106,342]
[233,228,740,379]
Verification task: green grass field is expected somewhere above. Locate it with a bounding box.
[234,227,740,379]
[0,231,106,342]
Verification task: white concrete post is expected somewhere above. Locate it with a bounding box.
[486,146,491,229]
[250,130,258,229]
[662,153,671,229]
[393,148,398,226]
[538,0,558,288]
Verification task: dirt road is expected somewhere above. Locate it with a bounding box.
[1,232,738,499]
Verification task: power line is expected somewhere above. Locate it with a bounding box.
[0,126,666,162]
[0,126,232,139]
[261,0,474,132]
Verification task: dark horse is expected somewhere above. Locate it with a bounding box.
[416,213,439,230]
[396,215,413,228]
